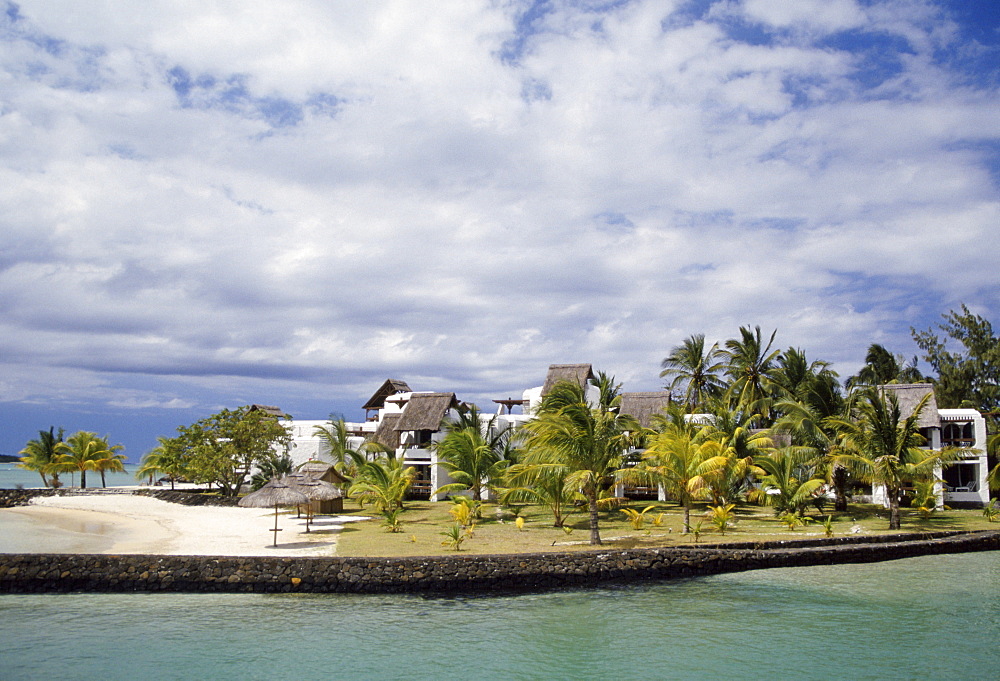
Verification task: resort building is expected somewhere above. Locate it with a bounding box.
[873,384,990,508]
[278,373,991,509]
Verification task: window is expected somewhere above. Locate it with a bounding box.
[942,422,974,448]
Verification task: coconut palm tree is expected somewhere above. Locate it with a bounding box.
[829,388,957,529]
[433,406,514,501]
[701,405,770,505]
[721,326,782,422]
[660,334,726,411]
[501,462,577,527]
[629,419,728,533]
[55,431,118,489]
[93,443,127,488]
[348,451,415,512]
[17,427,64,488]
[136,436,188,489]
[846,344,926,389]
[521,379,639,544]
[748,446,826,516]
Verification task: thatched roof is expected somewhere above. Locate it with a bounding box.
[362,379,412,411]
[249,404,285,417]
[395,393,459,432]
[878,383,940,429]
[237,480,308,508]
[619,392,672,428]
[371,413,402,449]
[297,463,349,486]
[541,364,595,396]
[281,475,343,500]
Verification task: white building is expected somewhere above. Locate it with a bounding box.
[872,384,990,508]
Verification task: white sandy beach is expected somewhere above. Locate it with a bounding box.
[0,494,370,556]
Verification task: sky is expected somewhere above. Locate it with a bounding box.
[1,0,998,460]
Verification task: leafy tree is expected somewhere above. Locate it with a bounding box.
[348,451,415,514]
[136,436,188,489]
[630,418,727,533]
[773,396,853,512]
[721,326,781,422]
[521,378,639,545]
[748,446,826,516]
[433,405,514,501]
[312,418,382,484]
[174,406,292,497]
[772,347,839,405]
[846,344,926,389]
[93,444,127,488]
[250,453,294,491]
[660,334,725,410]
[17,427,64,488]
[700,405,769,505]
[912,304,1000,411]
[830,388,958,530]
[55,432,123,489]
[500,462,578,527]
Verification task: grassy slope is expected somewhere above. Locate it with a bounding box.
[333,499,998,558]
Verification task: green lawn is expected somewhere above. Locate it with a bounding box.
[331,499,999,557]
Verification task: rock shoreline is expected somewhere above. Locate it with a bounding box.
[2,530,997,595]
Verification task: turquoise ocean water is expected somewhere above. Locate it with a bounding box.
[1,551,998,681]
[0,463,142,489]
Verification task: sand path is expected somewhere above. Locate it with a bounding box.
[0,494,371,556]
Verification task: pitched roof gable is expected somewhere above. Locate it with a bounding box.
[395,393,458,432]
[362,379,412,411]
[541,364,595,396]
[878,383,940,429]
[619,392,672,428]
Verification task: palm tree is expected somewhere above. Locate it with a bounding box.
[846,344,926,388]
[660,334,725,410]
[348,452,415,512]
[701,405,770,505]
[629,419,728,533]
[773,398,851,512]
[830,388,957,529]
[721,326,782,422]
[55,431,117,489]
[521,379,639,544]
[772,347,838,404]
[17,427,64,488]
[501,462,577,527]
[433,406,514,501]
[312,418,389,485]
[748,446,826,516]
[136,436,188,489]
[250,453,294,491]
[985,431,999,496]
[93,443,127,488]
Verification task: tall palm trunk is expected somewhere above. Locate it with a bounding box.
[683,503,691,534]
[587,493,602,545]
[888,486,901,530]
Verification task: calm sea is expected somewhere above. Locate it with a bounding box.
[1,551,998,681]
[0,463,142,489]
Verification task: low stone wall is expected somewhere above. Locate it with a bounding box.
[133,489,240,507]
[0,488,64,508]
[2,531,997,595]
[0,488,238,508]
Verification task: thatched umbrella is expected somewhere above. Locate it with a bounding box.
[238,480,309,547]
[281,475,342,532]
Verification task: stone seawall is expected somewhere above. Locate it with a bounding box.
[0,488,238,509]
[2,531,998,595]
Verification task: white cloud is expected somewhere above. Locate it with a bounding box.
[0,0,997,447]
